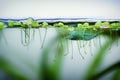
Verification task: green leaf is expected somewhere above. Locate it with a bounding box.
[32,21,39,28]
[20,23,26,27]
[83,22,89,27]
[58,22,64,27]
[0,22,5,29]
[8,20,14,27]
[77,23,83,28]
[26,18,33,26]
[95,21,102,28]
[15,22,21,26]
[103,22,110,27]
[53,22,64,27]
[42,22,49,28]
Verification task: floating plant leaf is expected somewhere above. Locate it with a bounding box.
[58,22,64,27]
[53,22,64,27]
[8,20,14,27]
[95,21,102,28]
[111,22,120,29]
[0,22,6,29]
[20,22,26,27]
[83,22,89,28]
[25,18,33,27]
[31,21,39,28]
[42,22,49,28]
[15,22,22,26]
[77,23,83,28]
[103,22,110,27]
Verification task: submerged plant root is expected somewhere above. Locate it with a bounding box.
[0,30,8,44]
[41,28,47,48]
[38,29,42,47]
[21,28,35,46]
[71,40,74,59]
[77,41,84,59]
[64,40,69,56]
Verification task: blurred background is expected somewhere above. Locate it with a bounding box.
[0,0,120,18]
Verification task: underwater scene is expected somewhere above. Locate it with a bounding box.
[0,17,120,80]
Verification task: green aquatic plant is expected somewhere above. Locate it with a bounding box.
[83,22,89,28]
[21,28,30,46]
[42,22,49,28]
[103,22,110,27]
[31,21,39,28]
[62,25,69,29]
[20,28,35,46]
[77,23,83,28]
[53,22,64,27]
[0,18,120,32]
[25,18,33,27]
[110,22,120,29]
[14,22,22,27]
[95,21,102,28]
[19,22,26,28]
[0,22,6,29]
[8,20,14,27]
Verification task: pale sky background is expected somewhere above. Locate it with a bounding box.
[0,0,120,19]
